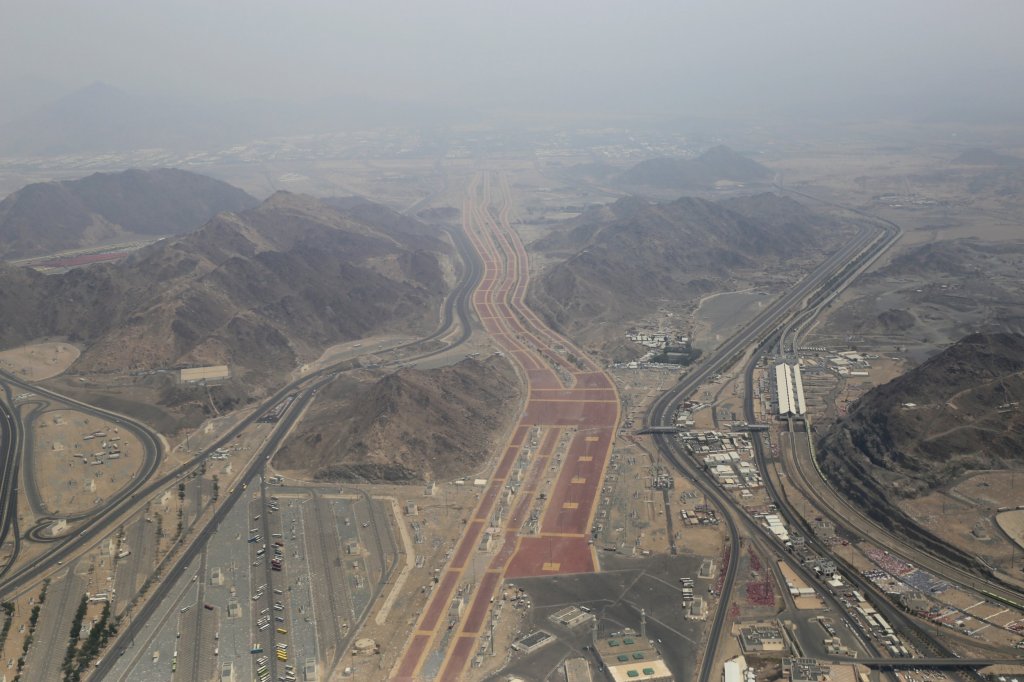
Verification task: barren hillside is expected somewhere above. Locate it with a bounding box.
[527,192,837,357]
[617,145,771,190]
[0,168,257,258]
[275,356,521,483]
[0,192,452,392]
[819,332,1024,500]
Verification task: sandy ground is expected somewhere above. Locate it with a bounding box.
[288,334,417,381]
[897,471,1024,577]
[692,289,772,352]
[0,341,79,380]
[776,562,824,610]
[319,479,494,678]
[995,510,1024,550]
[31,409,144,516]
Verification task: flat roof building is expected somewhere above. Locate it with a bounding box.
[513,630,554,653]
[607,659,673,682]
[775,362,806,416]
[739,624,786,653]
[564,657,594,682]
[180,365,230,383]
[724,656,748,682]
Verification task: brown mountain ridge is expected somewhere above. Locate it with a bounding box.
[275,356,521,483]
[617,145,772,189]
[527,192,837,357]
[0,168,258,259]
[0,192,453,394]
[816,331,1024,568]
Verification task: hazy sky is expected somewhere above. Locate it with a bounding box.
[4,1,1024,122]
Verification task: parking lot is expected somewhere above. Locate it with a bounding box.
[105,558,201,681]
[107,478,395,681]
[489,554,705,682]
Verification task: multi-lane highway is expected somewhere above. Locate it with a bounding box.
[0,387,24,569]
[0,372,164,577]
[645,210,901,682]
[0,222,481,602]
[647,179,1021,676]
[394,171,621,681]
[774,204,1024,613]
[91,219,483,677]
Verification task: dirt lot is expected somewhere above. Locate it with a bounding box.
[30,409,144,516]
[897,471,1024,577]
[330,480,497,677]
[0,341,79,380]
[996,510,1024,550]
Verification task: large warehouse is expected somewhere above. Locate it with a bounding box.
[774,362,806,416]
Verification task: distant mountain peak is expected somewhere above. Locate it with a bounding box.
[0,168,257,259]
[618,144,771,189]
[45,81,133,112]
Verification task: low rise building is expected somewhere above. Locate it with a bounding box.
[739,623,786,653]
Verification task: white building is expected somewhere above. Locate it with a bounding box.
[774,363,806,416]
[724,655,748,682]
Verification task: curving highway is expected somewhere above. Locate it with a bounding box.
[394,171,620,681]
[645,212,901,682]
[91,214,484,678]
[0,387,24,570]
[0,221,483,604]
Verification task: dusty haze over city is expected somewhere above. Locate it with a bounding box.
[2,3,1024,682]
[3,1,1024,129]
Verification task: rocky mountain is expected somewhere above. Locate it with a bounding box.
[526,193,832,355]
[816,238,1024,355]
[819,332,1024,514]
[618,145,772,189]
[274,356,521,483]
[0,192,452,389]
[817,332,1024,568]
[0,168,258,259]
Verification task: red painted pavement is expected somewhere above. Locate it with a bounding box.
[395,634,432,679]
[438,636,477,682]
[451,520,485,569]
[574,371,615,388]
[505,536,595,578]
[421,570,460,631]
[462,572,501,633]
[522,398,618,428]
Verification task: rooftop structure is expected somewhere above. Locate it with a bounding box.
[723,656,748,682]
[774,362,806,416]
[739,623,786,653]
[180,365,230,383]
[607,659,673,682]
[564,657,594,682]
[550,606,594,628]
[596,631,673,680]
[784,659,863,682]
[513,630,554,653]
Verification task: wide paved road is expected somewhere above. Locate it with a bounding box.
[393,172,620,681]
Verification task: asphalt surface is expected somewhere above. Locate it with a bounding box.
[0,371,164,591]
[92,222,482,678]
[645,213,901,682]
[0,387,24,568]
[0,221,481,602]
[743,340,972,667]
